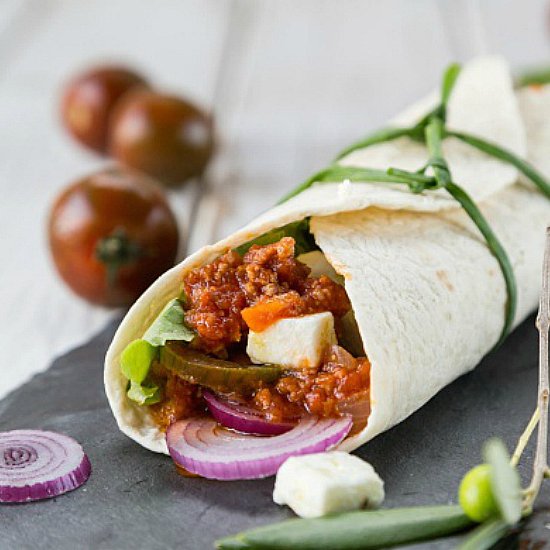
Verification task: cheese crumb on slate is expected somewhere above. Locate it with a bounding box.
[273,451,384,518]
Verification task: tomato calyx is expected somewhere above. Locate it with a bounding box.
[95,227,144,285]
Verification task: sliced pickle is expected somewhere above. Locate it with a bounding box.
[159,342,282,393]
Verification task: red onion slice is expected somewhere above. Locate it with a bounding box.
[203,391,295,436]
[0,430,91,503]
[166,415,352,480]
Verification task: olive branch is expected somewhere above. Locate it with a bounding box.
[518,229,550,513]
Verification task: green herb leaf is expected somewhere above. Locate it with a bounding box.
[445,183,517,345]
[483,438,522,525]
[277,165,439,205]
[447,130,550,199]
[143,299,195,347]
[517,67,550,87]
[424,117,452,187]
[457,518,510,550]
[234,220,318,256]
[441,63,462,109]
[334,126,422,161]
[127,380,161,405]
[216,505,472,550]
[120,339,158,384]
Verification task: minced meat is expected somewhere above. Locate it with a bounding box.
[182,237,351,354]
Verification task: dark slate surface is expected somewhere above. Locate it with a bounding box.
[0,316,549,550]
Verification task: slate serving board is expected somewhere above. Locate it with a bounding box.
[1,316,549,549]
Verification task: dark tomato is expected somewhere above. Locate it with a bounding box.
[48,167,179,307]
[109,90,214,186]
[61,66,149,153]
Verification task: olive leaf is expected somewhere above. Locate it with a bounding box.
[216,505,472,550]
[483,438,522,525]
[457,518,511,550]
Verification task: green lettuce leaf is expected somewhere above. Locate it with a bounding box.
[127,380,161,405]
[234,219,319,257]
[143,299,195,346]
[121,298,195,406]
[120,339,158,384]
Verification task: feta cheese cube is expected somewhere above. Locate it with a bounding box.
[247,312,336,369]
[273,452,384,518]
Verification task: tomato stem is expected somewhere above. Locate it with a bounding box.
[95,228,143,285]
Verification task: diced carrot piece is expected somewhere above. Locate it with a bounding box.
[242,300,291,332]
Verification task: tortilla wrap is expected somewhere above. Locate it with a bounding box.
[105,56,550,455]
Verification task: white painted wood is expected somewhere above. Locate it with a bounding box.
[0,0,229,398]
[0,0,548,398]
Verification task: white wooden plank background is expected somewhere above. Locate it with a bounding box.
[0,0,548,400]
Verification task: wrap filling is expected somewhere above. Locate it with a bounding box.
[120,233,371,438]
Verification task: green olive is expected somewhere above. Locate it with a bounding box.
[458,463,499,522]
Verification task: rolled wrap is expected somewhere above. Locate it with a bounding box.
[105,56,550,454]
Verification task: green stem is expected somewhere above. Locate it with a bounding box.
[424,117,452,187]
[277,165,438,204]
[445,182,517,345]
[447,130,550,199]
[334,126,421,161]
[424,115,516,345]
[440,63,461,110]
[511,408,540,467]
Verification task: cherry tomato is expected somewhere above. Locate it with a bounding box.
[458,464,499,522]
[61,66,149,153]
[48,167,179,307]
[109,90,214,186]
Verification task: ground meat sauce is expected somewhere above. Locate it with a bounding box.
[149,363,203,431]
[254,346,371,422]
[182,237,351,354]
[152,237,370,430]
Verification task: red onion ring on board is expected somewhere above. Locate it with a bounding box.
[0,430,91,503]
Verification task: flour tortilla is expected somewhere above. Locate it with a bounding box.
[105,56,550,455]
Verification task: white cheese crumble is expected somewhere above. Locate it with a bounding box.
[247,312,336,369]
[273,451,384,518]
